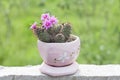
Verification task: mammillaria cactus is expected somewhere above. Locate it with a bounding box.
[30,13,73,43]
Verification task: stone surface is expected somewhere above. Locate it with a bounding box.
[0,64,120,80]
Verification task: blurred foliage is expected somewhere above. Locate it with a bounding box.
[0,0,120,66]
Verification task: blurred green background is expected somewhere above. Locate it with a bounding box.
[0,0,120,66]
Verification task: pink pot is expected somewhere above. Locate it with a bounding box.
[38,35,80,67]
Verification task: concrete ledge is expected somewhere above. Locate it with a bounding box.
[0,65,120,80]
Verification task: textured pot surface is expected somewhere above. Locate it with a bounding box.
[38,35,80,67]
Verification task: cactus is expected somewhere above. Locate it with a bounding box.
[32,23,72,43]
[33,27,51,42]
[54,33,65,42]
[61,23,72,40]
[30,13,74,43]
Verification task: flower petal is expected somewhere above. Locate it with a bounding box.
[30,22,37,29]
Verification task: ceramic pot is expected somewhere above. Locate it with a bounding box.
[38,35,80,67]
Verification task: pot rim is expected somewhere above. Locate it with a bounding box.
[38,35,80,45]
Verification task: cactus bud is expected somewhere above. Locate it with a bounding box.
[33,27,51,42]
[55,24,63,34]
[47,27,55,35]
[33,27,43,37]
[40,30,51,42]
[62,23,72,40]
[66,35,76,42]
[54,33,65,42]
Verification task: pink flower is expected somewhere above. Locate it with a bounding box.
[40,13,59,29]
[41,13,50,21]
[30,22,37,29]
[43,20,52,30]
[50,16,58,25]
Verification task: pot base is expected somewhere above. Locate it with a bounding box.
[40,62,79,76]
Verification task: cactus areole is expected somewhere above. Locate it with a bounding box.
[30,13,80,77]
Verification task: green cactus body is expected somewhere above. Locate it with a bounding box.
[54,24,63,34]
[61,23,72,40]
[34,28,50,42]
[39,30,51,42]
[32,23,72,43]
[54,33,65,42]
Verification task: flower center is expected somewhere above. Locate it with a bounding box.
[44,15,47,18]
[46,22,50,26]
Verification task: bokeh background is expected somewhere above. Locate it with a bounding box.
[0,0,120,66]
